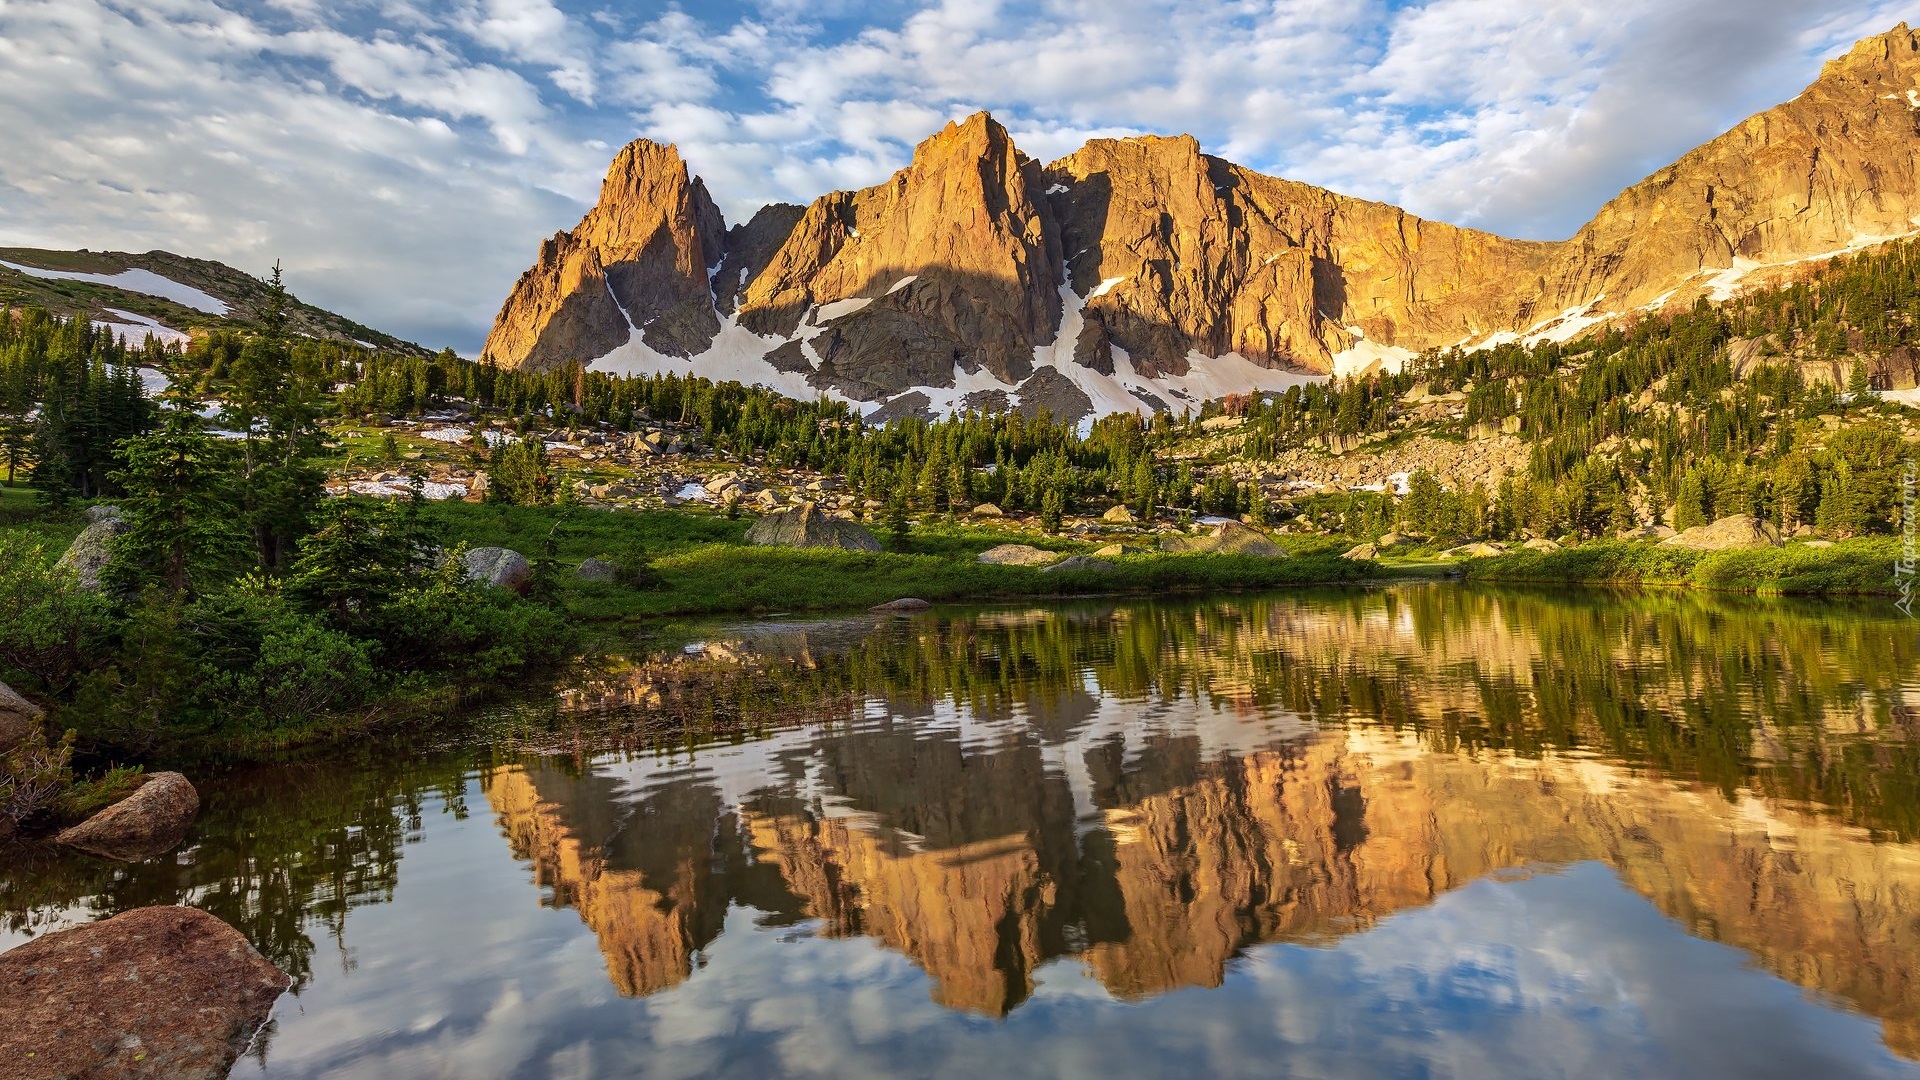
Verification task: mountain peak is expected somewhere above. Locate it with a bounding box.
[483,25,1920,421]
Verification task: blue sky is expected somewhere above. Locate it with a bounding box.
[1,0,1916,352]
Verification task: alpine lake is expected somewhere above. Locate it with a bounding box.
[5,583,1920,1080]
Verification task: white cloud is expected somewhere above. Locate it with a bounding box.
[2,0,1917,353]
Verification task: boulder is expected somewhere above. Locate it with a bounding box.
[1376,532,1417,549]
[1801,540,1837,549]
[56,772,200,862]
[745,502,883,552]
[1342,543,1379,561]
[1041,555,1118,574]
[1661,515,1784,552]
[0,906,289,1080]
[56,518,128,590]
[1522,538,1563,553]
[1162,521,1287,557]
[84,504,124,524]
[576,557,618,584]
[1101,504,1136,524]
[1447,542,1507,558]
[462,547,532,593]
[1091,544,1149,558]
[970,503,1006,518]
[977,544,1061,567]
[0,680,45,754]
[871,598,933,614]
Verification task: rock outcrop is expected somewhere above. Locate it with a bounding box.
[976,544,1062,567]
[744,502,882,552]
[0,906,289,1080]
[1662,514,1785,551]
[483,24,1920,414]
[57,516,127,590]
[484,140,725,369]
[0,680,44,753]
[462,547,533,592]
[1040,555,1117,574]
[56,772,200,862]
[1161,521,1288,557]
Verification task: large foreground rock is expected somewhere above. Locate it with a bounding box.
[56,517,128,590]
[1162,521,1288,557]
[462,546,532,592]
[55,772,200,862]
[0,906,289,1080]
[0,680,44,754]
[976,544,1061,567]
[745,502,882,552]
[1661,515,1784,552]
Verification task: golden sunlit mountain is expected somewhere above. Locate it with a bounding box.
[484,24,1920,421]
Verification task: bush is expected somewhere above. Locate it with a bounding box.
[191,586,378,729]
[0,535,114,695]
[1,725,76,832]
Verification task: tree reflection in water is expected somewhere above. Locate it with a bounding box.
[4,584,1919,1060]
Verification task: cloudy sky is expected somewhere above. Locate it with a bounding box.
[1,0,1916,354]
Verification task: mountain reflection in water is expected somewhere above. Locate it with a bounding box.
[487,587,1920,1053]
[4,585,1919,1078]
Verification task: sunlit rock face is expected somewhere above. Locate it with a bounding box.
[484,26,1920,408]
[475,587,1920,1055]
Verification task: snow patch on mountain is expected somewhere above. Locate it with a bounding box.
[95,308,191,346]
[0,260,230,315]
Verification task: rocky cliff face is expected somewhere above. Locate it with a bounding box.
[1552,23,1920,312]
[484,140,724,371]
[484,24,1920,418]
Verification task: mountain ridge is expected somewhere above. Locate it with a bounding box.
[0,246,432,356]
[484,22,1920,422]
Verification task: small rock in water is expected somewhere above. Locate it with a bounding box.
[0,906,289,1080]
[56,772,201,862]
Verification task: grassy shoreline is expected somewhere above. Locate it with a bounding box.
[1459,537,1904,597]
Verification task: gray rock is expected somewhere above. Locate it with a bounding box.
[1101,504,1136,524]
[0,906,289,1080]
[85,504,124,523]
[745,502,883,552]
[56,772,201,862]
[1161,521,1288,557]
[1661,515,1784,552]
[1522,538,1563,553]
[871,598,933,613]
[577,558,619,584]
[1041,555,1118,574]
[1342,543,1379,561]
[977,544,1061,567]
[462,547,532,592]
[57,518,128,590]
[0,680,43,754]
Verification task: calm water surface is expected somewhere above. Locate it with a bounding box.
[5,584,1920,1079]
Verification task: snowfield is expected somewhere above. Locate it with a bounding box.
[0,260,231,315]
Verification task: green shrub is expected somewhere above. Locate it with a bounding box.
[0,535,114,695]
